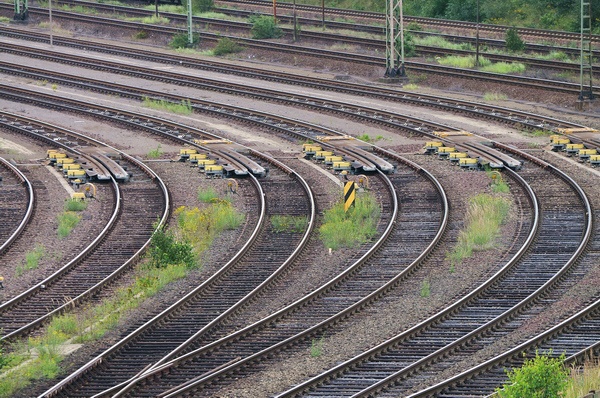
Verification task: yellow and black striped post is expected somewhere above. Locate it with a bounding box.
[344,181,356,212]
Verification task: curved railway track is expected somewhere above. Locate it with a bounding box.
[1,7,597,97]
[0,112,169,341]
[1,20,597,396]
[0,156,34,256]
[89,153,448,397]
[0,30,589,135]
[275,147,593,397]
[43,158,317,397]
[414,295,600,397]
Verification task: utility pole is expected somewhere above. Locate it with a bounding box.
[273,0,276,19]
[187,0,193,46]
[475,0,480,67]
[322,0,325,29]
[385,0,405,77]
[49,0,52,46]
[293,0,297,41]
[579,0,594,101]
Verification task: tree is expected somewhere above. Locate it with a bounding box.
[496,351,570,398]
[505,27,525,53]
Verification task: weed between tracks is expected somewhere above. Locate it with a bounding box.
[446,181,511,268]
[319,191,380,251]
[0,189,244,397]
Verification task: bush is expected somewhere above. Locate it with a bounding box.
[213,37,243,56]
[497,352,570,398]
[505,28,525,53]
[192,0,213,13]
[148,225,196,269]
[249,15,282,39]
[169,32,200,49]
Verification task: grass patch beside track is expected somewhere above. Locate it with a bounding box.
[142,97,193,115]
[446,190,511,267]
[0,194,244,397]
[319,191,380,250]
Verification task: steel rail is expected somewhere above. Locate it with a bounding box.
[0,42,588,135]
[407,170,596,398]
[110,153,446,397]
[68,156,315,398]
[351,165,594,398]
[40,172,266,398]
[0,29,587,133]
[275,166,539,398]
[409,299,600,397]
[1,6,597,96]
[0,156,35,256]
[47,0,600,69]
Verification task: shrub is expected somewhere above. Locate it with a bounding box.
[197,187,220,203]
[446,193,510,266]
[147,145,163,159]
[148,225,196,269]
[213,37,243,56]
[497,352,570,398]
[133,30,149,40]
[505,28,525,53]
[192,0,213,13]
[169,32,199,49]
[249,15,282,39]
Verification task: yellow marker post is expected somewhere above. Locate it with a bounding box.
[344,181,356,212]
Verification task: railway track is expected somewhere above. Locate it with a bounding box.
[43,158,317,397]
[274,147,593,397]
[1,16,596,394]
[73,152,449,397]
[0,111,170,341]
[0,156,34,256]
[0,50,589,163]
[1,6,598,97]
[217,0,600,44]
[0,30,589,134]
[48,0,600,71]
[414,295,600,397]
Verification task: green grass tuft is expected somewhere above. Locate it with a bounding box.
[271,215,308,233]
[57,212,81,238]
[142,97,193,115]
[447,193,510,266]
[64,198,88,212]
[319,192,380,250]
[16,245,45,276]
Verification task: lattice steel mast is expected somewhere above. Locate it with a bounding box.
[385,0,405,77]
[13,0,28,20]
[579,0,594,100]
